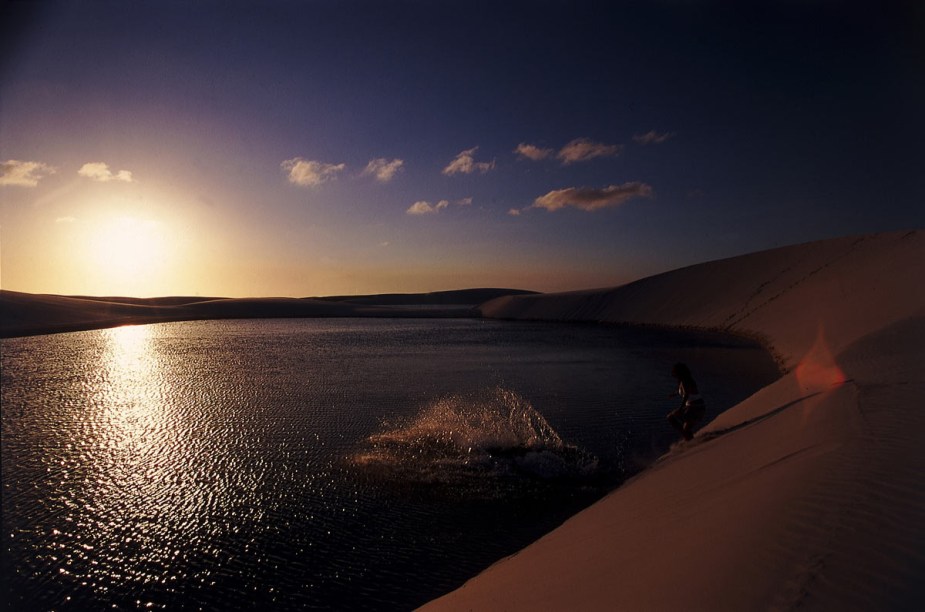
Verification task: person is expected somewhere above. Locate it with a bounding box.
[667,362,705,441]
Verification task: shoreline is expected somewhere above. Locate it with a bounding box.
[0,289,535,339]
[423,230,924,610]
[0,309,480,340]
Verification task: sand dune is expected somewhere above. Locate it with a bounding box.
[316,287,537,306]
[424,230,924,610]
[0,289,533,338]
[0,292,363,338]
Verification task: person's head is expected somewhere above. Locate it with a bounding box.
[671,362,692,382]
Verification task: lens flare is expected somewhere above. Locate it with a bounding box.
[795,325,847,391]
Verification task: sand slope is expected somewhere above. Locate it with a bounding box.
[424,230,924,611]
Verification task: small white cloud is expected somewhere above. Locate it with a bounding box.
[556,138,622,165]
[407,200,439,215]
[442,147,495,176]
[282,157,346,187]
[406,198,462,215]
[55,216,77,224]
[532,182,653,212]
[406,197,471,215]
[78,162,134,183]
[514,143,553,161]
[362,158,404,182]
[1,160,56,187]
[633,130,675,145]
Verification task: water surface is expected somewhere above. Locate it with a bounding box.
[2,318,779,610]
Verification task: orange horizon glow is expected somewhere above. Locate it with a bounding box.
[2,199,627,298]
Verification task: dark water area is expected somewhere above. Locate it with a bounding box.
[1,318,779,610]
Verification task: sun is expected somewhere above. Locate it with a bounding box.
[87,216,169,295]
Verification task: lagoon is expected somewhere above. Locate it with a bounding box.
[1,318,778,610]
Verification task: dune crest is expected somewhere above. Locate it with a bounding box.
[425,230,924,610]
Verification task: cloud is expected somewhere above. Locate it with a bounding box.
[78,162,134,182]
[508,208,521,216]
[407,200,448,215]
[442,147,495,176]
[282,157,346,187]
[405,197,470,215]
[514,143,553,161]
[1,160,56,187]
[556,138,622,165]
[55,216,77,224]
[633,130,675,145]
[531,182,653,212]
[362,158,404,182]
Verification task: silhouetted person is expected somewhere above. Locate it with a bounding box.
[667,362,705,441]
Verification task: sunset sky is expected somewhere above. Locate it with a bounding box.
[2,1,922,297]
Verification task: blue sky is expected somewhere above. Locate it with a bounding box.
[1,1,923,297]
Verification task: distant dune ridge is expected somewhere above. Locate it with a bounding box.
[423,230,925,611]
[0,292,357,337]
[0,288,535,338]
[317,288,537,306]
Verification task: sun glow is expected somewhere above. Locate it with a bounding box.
[87,216,170,295]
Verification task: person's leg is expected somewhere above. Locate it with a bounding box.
[681,403,705,440]
[667,408,685,434]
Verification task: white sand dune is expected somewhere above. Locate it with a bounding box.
[424,230,924,611]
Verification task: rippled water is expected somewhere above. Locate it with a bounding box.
[1,318,779,610]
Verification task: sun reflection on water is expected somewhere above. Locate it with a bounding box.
[72,324,183,604]
[63,324,239,605]
[99,324,166,442]
[49,323,275,607]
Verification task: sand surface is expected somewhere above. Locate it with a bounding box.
[423,230,924,611]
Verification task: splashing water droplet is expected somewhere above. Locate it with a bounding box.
[351,387,598,487]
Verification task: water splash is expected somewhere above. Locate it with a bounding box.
[352,388,598,485]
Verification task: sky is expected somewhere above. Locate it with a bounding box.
[1,0,923,298]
